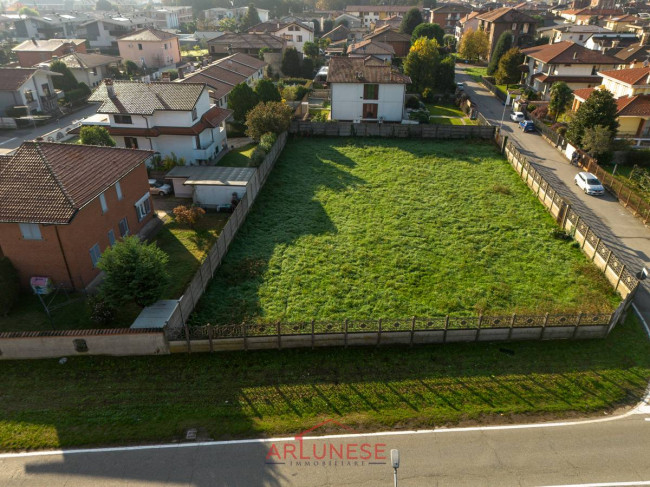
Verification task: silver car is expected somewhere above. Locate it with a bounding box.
[148,179,172,196]
[574,172,604,196]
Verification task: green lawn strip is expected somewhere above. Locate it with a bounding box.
[600,164,650,207]
[193,138,618,326]
[465,66,487,82]
[0,313,647,451]
[429,116,453,125]
[426,104,464,117]
[218,143,258,167]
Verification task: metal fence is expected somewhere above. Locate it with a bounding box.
[289,121,495,139]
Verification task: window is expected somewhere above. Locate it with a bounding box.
[211,45,215,53]
[362,103,378,119]
[138,43,143,50]
[512,23,517,30]
[124,137,139,149]
[118,217,129,237]
[41,83,51,96]
[99,192,108,213]
[297,35,303,42]
[114,114,132,124]
[19,223,41,240]
[135,193,152,222]
[108,229,116,246]
[164,43,168,50]
[363,84,379,100]
[89,243,101,267]
[579,34,584,41]
[191,107,197,120]
[115,181,123,200]
[25,90,34,102]
[91,67,97,75]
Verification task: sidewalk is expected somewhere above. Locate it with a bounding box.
[456,64,650,323]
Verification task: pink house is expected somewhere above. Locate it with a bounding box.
[117,28,181,69]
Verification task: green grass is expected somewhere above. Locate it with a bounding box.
[192,138,618,326]
[465,66,487,82]
[181,48,208,58]
[426,104,464,117]
[63,135,80,144]
[429,116,453,125]
[0,313,648,451]
[601,164,650,207]
[218,143,258,167]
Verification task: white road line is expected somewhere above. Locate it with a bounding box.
[0,137,17,146]
[539,482,650,487]
[632,303,650,339]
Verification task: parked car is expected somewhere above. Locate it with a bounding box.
[519,120,535,133]
[148,179,172,196]
[456,82,464,89]
[510,111,525,122]
[574,172,604,196]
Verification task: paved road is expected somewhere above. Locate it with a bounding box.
[0,104,98,150]
[1,406,649,486]
[456,65,650,323]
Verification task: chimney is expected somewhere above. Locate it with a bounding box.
[105,78,115,97]
[177,67,184,79]
[31,37,38,46]
[161,71,171,82]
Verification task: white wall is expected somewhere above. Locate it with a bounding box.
[194,184,246,208]
[331,83,405,122]
[277,25,314,53]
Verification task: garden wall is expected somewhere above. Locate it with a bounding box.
[288,121,495,139]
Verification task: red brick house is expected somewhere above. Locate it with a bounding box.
[12,38,87,68]
[0,142,154,290]
[477,7,537,61]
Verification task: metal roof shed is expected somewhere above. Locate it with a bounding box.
[166,165,256,208]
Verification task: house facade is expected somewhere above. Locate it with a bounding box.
[455,11,481,43]
[12,38,87,67]
[41,52,121,88]
[207,33,286,58]
[0,67,62,115]
[202,6,270,24]
[79,16,156,50]
[476,7,536,61]
[248,20,314,53]
[149,6,193,30]
[0,142,154,289]
[521,41,621,98]
[363,26,411,57]
[430,4,472,34]
[345,5,417,29]
[117,28,180,69]
[81,79,231,164]
[347,39,395,61]
[327,56,410,122]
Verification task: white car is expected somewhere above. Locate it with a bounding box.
[148,179,172,196]
[574,172,604,196]
[510,112,525,122]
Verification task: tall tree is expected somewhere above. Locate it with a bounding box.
[458,28,488,62]
[18,6,39,16]
[494,47,524,86]
[435,55,456,92]
[240,4,261,30]
[281,47,302,77]
[301,57,314,79]
[411,23,445,45]
[400,8,424,35]
[548,81,573,121]
[254,79,281,103]
[403,37,441,92]
[443,34,456,51]
[311,19,321,36]
[79,126,116,146]
[582,125,613,158]
[487,31,513,75]
[228,82,259,121]
[245,101,293,140]
[49,60,79,92]
[566,88,619,145]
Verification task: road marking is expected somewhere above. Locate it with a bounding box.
[538,482,650,487]
[0,137,17,146]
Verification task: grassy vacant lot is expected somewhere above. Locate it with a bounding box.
[601,163,650,207]
[218,143,258,167]
[193,138,618,326]
[1,314,648,451]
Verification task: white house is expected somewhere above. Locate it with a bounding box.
[541,24,609,46]
[327,56,411,122]
[79,15,156,50]
[39,52,121,88]
[150,6,193,30]
[202,6,270,24]
[248,20,314,53]
[0,67,62,116]
[80,79,232,164]
[345,5,415,29]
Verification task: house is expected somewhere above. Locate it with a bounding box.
[327,56,411,122]
[347,39,395,62]
[117,28,181,69]
[429,4,472,34]
[38,52,122,88]
[0,67,62,115]
[207,32,286,58]
[345,5,419,29]
[79,15,156,50]
[573,8,625,25]
[455,11,482,43]
[165,165,255,208]
[322,24,352,43]
[12,38,87,67]
[542,24,609,46]
[604,14,640,32]
[375,15,402,30]
[364,26,412,57]
[476,7,537,61]
[180,53,267,109]
[148,6,193,30]
[0,142,154,289]
[613,42,650,68]
[584,33,639,51]
[333,13,363,29]
[202,6,270,25]
[571,67,650,146]
[521,41,621,97]
[247,20,314,53]
[80,79,232,164]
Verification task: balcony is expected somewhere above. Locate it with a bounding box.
[193,140,219,160]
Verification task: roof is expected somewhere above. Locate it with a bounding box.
[118,27,178,42]
[476,7,535,23]
[327,56,411,84]
[431,4,471,13]
[345,5,416,13]
[347,39,395,56]
[573,87,596,101]
[247,20,314,33]
[12,38,86,52]
[459,11,481,24]
[0,67,61,91]
[0,142,152,224]
[550,24,608,33]
[166,165,255,186]
[599,66,650,85]
[532,73,602,83]
[207,33,285,50]
[521,41,621,64]
[322,24,350,42]
[89,80,205,115]
[575,88,650,116]
[53,52,121,70]
[614,43,650,61]
[605,14,638,23]
[364,26,411,42]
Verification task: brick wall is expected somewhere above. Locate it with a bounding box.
[16,42,87,68]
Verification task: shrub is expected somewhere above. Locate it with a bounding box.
[312,111,329,122]
[245,101,293,140]
[625,149,650,168]
[281,85,310,101]
[173,205,206,227]
[422,88,434,102]
[405,96,421,109]
[259,132,277,152]
[532,106,548,120]
[409,110,430,124]
[79,125,116,146]
[0,257,20,316]
[251,146,267,165]
[492,184,511,195]
[282,77,311,85]
[88,295,116,326]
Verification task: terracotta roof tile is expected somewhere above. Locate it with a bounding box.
[572,87,596,100]
[207,33,286,51]
[12,38,86,52]
[53,52,121,70]
[327,56,410,84]
[348,39,395,56]
[522,41,621,64]
[118,27,178,41]
[0,143,152,224]
[599,66,650,85]
[616,94,650,116]
[477,7,535,23]
[0,68,38,91]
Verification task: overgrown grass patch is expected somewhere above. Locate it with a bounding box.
[0,313,648,451]
[193,138,618,325]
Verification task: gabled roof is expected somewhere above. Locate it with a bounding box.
[12,38,86,52]
[549,24,608,33]
[89,80,205,115]
[322,24,350,42]
[347,39,395,56]
[614,43,650,61]
[459,11,482,24]
[247,20,313,33]
[476,7,535,23]
[616,94,650,116]
[431,3,472,13]
[118,27,178,42]
[572,87,596,101]
[599,66,650,85]
[53,52,122,70]
[0,142,152,224]
[345,5,416,13]
[207,33,286,50]
[0,67,60,91]
[522,41,621,64]
[327,56,410,84]
[364,26,411,42]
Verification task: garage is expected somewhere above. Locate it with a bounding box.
[165,166,256,209]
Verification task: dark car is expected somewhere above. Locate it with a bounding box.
[519,120,535,133]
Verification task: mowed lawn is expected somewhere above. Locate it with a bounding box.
[1,313,648,450]
[193,138,618,326]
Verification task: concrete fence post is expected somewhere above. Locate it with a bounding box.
[476,314,482,341]
[311,319,315,350]
[443,315,449,343]
[508,313,516,340]
[277,322,281,349]
[344,319,349,348]
[243,323,248,351]
[541,312,549,339]
[592,238,601,261]
[207,324,213,353]
[410,316,416,347]
[616,264,626,291]
[184,322,191,353]
[572,312,583,339]
[377,319,382,347]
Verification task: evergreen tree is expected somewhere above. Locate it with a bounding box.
[487,31,513,76]
[494,47,524,86]
[301,57,314,79]
[95,0,114,10]
[228,82,260,121]
[400,8,424,35]
[411,23,445,45]
[240,4,261,30]
[281,47,302,77]
[49,60,80,92]
[548,82,573,121]
[566,89,619,145]
[435,55,456,92]
[254,79,281,103]
[323,19,334,33]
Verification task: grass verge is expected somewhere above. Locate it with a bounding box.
[0,313,647,451]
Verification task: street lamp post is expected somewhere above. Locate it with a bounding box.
[391,449,400,487]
